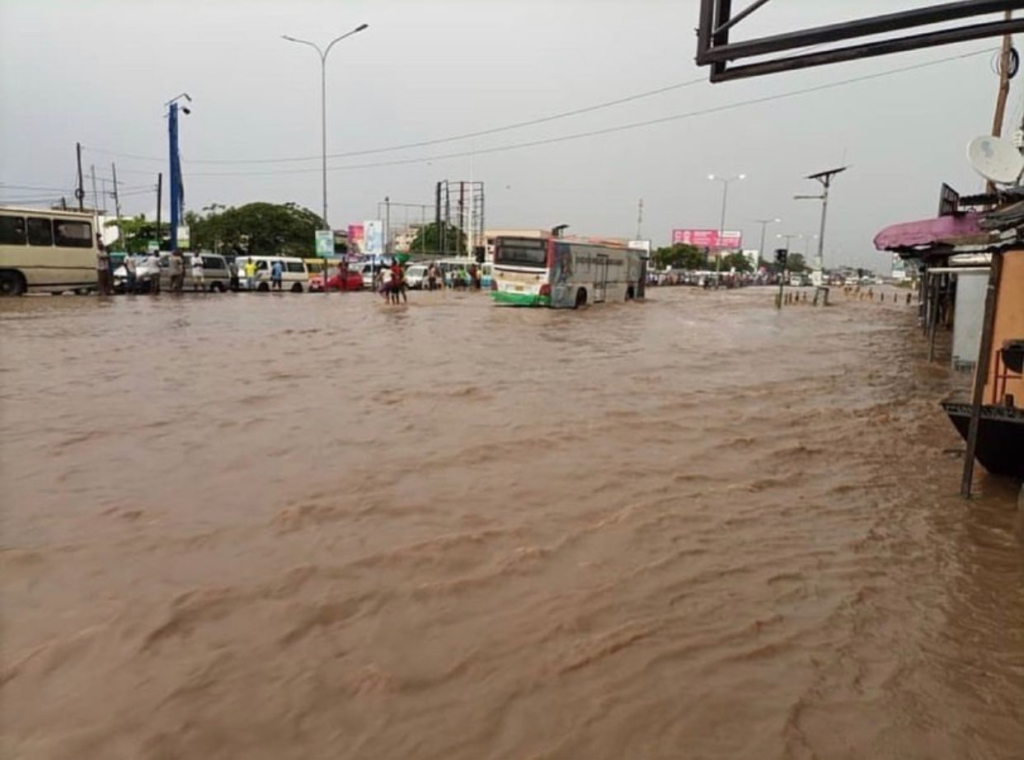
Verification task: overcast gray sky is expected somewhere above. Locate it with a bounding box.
[2,0,1021,270]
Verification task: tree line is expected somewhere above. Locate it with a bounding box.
[650,243,808,273]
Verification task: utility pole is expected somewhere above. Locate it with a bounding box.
[636,198,644,240]
[987,10,1014,195]
[90,165,99,212]
[385,196,391,255]
[156,173,163,251]
[993,10,1014,139]
[756,218,780,265]
[75,142,85,211]
[795,167,847,285]
[111,163,123,249]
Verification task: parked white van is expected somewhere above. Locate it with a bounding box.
[237,256,309,292]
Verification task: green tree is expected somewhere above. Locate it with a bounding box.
[407,222,466,255]
[104,214,169,253]
[787,253,808,272]
[652,243,704,270]
[720,251,753,273]
[187,202,325,257]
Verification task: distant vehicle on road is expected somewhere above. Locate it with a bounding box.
[404,264,429,289]
[113,254,162,292]
[238,255,308,292]
[0,206,99,295]
[491,235,642,308]
[157,253,231,292]
[309,268,363,292]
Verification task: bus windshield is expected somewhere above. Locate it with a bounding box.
[495,238,547,268]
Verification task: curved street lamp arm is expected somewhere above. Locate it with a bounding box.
[324,23,369,59]
[282,35,324,58]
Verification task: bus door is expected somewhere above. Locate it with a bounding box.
[594,254,609,303]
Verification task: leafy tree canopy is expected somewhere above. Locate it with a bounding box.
[104,215,169,254]
[185,202,325,257]
[652,243,705,270]
[720,251,753,273]
[407,222,466,256]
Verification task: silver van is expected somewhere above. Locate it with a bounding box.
[160,253,232,292]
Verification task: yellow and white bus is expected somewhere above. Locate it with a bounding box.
[0,206,98,295]
[491,234,643,308]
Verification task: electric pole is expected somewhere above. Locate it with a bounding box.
[111,163,123,249]
[90,165,99,212]
[75,142,85,211]
[156,173,163,251]
[795,167,846,284]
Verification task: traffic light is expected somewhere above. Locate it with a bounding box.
[774,249,788,267]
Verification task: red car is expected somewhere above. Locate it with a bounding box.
[309,270,363,292]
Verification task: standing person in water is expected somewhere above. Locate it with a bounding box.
[391,259,407,304]
[271,259,284,291]
[191,253,205,292]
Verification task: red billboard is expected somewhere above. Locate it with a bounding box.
[671,229,742,248]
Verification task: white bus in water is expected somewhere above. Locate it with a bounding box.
[0,207,99,295]
[491,235,642,308]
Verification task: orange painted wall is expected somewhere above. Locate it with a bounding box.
[984,250,1024,404]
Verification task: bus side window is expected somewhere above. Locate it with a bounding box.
[27,218,54,246]
[0,215,27,245]
[53,220,93,248]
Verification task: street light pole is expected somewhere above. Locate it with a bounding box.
[283,23,368,291]
[708,173,745,283]
[795,166,847,284]
[756,217,780,265]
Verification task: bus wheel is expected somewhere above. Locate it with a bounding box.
[257,282,270,292]
[210,282,226,293]
[291,283,303,293]
[0,271,26,297]
[574,288,587,309]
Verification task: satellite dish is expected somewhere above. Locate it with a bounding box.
[967,135,1024,185]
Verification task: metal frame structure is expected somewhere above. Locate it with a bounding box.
[696,0,1024,82]
[435,180,485,257]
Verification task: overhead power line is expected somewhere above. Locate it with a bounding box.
[82,77,709,166]
[182,47,995,178]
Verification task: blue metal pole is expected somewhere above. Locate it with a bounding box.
[169,103,180,250]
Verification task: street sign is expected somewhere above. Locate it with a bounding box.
[315,230,334,257]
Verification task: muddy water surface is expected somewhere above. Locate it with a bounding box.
[1,288,1022,759]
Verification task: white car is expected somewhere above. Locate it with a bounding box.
[404,264,429,289]
[113,254,162,292]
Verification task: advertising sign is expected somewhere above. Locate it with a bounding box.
[315,230,334,257]
[363,220,384,255]
[176,225,190,249]
[671,229,742,248]
[347,224,364,254]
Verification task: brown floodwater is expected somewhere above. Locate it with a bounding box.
[1,287,1022,760]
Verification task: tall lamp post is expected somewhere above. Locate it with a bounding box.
[708,173,745,282]
[283,23,369,286]
[755,217,780,266]
[795,166,847,285]
[165,93,191,252]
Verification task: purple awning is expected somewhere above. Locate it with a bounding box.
[873,212,986,251]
